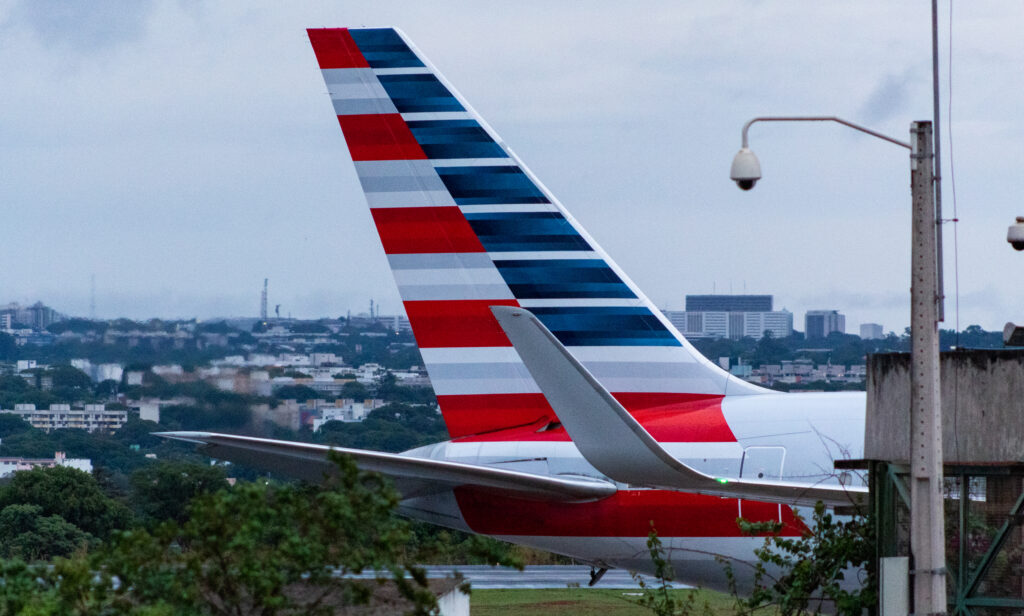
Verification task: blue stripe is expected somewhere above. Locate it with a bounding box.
[377,74,464,113]
[407,120,507,160]
[463,212,591,252]
[349,29,425,69]
[436,166,548,205]
[493,260,635,299]
[530,307,680,347]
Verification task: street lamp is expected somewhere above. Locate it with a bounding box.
[732,116,947,615]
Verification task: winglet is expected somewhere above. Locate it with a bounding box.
[491,306,865,508]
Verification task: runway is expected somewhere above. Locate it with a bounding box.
[418,565,678,590]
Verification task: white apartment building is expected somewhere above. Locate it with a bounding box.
[2,404,127,433]
[0,452,92,477]
[664,310,793,340]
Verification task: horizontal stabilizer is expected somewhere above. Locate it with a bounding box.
[490,306,866,508]
[155,431,615,503]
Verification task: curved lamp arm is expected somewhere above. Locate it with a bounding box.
[740,116,911,150]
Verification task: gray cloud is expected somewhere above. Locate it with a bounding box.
[7,0,153,51]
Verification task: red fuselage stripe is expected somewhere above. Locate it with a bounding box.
[441,393,734,442]
[454,487,805,538]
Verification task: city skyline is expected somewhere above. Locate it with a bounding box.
[4,3,1024,331]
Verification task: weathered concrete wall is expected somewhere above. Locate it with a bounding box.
[866,349,1024,463]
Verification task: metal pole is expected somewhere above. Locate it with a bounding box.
[909,120,946,615]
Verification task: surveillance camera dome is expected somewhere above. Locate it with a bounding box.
[1008,216,1024,251]
[730,148,761,191]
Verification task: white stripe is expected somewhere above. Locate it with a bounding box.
[401,112,473,122]
[431,376,539,396]
[486,250,599,260]
[373,67,432,75]
[567,346,700,363]
[516,298,645,308]
[458,204,560,214]
[430,158,517,167]
[392,267,506,286]
[421,347,522,364]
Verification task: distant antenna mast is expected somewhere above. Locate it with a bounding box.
[260,279,268,320]
[370,299,375,319]
[89,274,96,320]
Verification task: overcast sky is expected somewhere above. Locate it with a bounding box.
[3,1,1023,333]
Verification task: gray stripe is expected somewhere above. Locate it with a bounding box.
[365,190,456,208]
[388,253,494,270]
[583,361,716,380]
[396,284,514,302]
[333,98,397,115]
[358,172,447,194]
[322,68,378,84]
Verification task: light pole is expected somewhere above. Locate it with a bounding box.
[731,117,946,615]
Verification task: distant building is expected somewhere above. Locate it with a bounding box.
[1,404,127,433]
[0,452,92,477]
[685,295,773,312]
[665,309,793,340]
[860,323,884,340]
[805,310,846,339]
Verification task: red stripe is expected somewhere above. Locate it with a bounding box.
[307,28,369,69]
[337,114,426,162]
[404,300,519,349]
[437,393,551,439]
[444,393,735,442]
[371,207,485,254]
[455,487,805,538]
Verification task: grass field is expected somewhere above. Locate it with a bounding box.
[471,587,742,615]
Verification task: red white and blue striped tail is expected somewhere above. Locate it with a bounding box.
[307,28,771,440]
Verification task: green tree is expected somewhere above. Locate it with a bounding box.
[0,466,132,540]
[0,503,93,561]
[130,460,228,526]
[723,502,875,616]
[102,453,436,614]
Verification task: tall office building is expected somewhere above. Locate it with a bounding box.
[685,295,772,312]
[805,310,846,339]
[665,295,793,340]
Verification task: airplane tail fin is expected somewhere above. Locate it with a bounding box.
[307,28,770,439]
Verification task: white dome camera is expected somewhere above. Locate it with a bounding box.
[730,148,761,191]
[1008,217,1024,251]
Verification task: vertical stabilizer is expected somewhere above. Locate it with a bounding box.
[308,28,771,439]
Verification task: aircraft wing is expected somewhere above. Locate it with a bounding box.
[155,431,615,503]
[490,306,866,509]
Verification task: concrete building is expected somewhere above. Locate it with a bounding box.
[859,323,884,340]
[0,452,92,477]
[685,295,772,312]
[665,309,793,340]
[1,403,127,433]
[805,310,846,339]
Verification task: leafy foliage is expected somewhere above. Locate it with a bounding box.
[0,453,441,615]
[632,525,708,616]
[0,466,132,540]
[723,502,875,616]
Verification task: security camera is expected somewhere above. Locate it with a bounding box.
[1008,217,1024,251]
[730,148,761,191]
